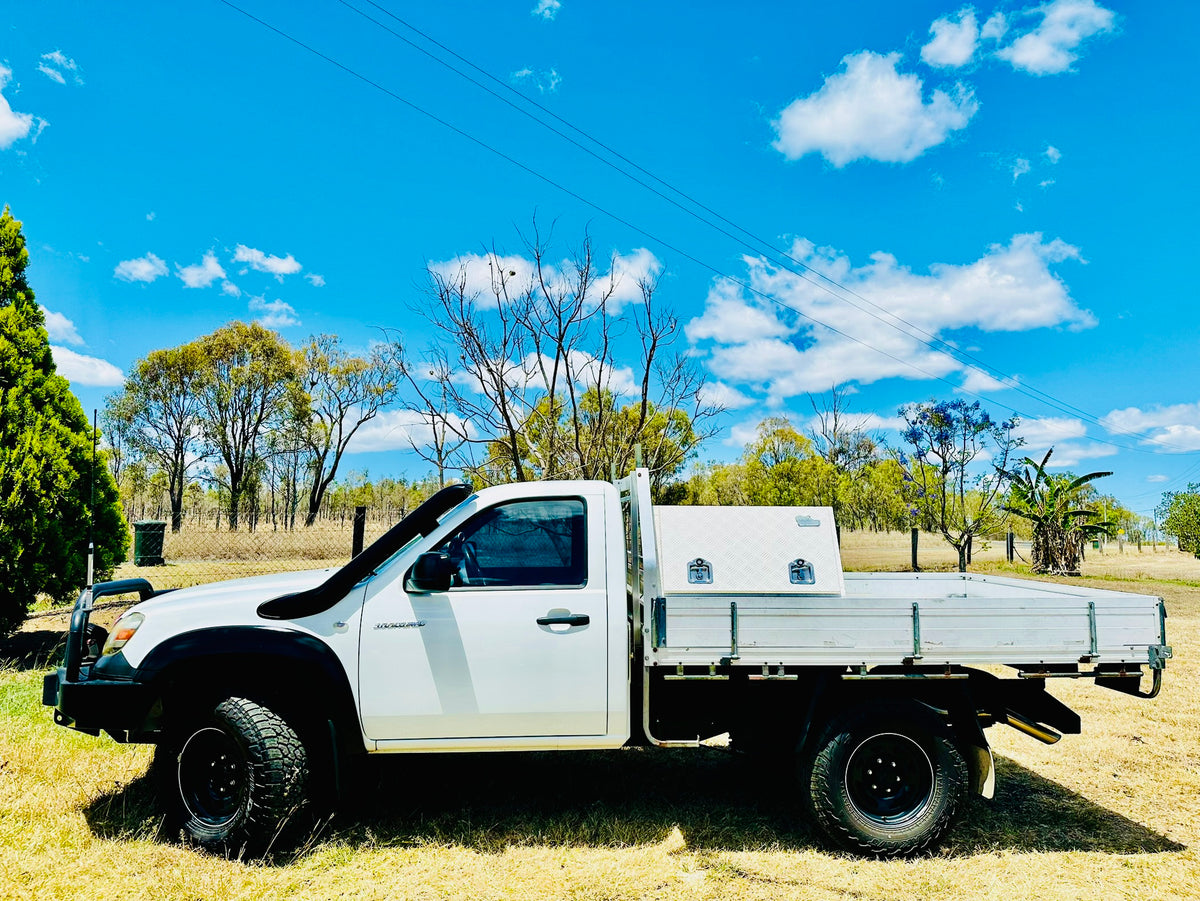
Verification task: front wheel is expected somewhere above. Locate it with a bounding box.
[158,697,310,857]
[802,701,967,857]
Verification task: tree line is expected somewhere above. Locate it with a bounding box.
[104,324,405,532]
[679,395,1153,576]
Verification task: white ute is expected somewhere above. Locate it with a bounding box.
[45,469,1171,857]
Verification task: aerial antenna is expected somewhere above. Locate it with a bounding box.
[87,408,97,589]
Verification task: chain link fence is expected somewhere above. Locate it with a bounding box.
[110,507,396,591]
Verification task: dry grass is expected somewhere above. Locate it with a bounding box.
[4,549,1199,900]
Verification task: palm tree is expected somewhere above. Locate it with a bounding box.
[1004,449,1114,575]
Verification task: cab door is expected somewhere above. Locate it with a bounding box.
[357,495,609,740]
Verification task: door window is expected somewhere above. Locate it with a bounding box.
[437,498,587,588]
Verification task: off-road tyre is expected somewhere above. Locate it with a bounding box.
[156,696,310,858]
[802,700,968,857]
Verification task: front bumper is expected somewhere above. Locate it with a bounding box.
[42,665,157,739]
[43,579,160,741]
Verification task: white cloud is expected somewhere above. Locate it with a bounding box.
[50,346,124,386]
[594,247,662,310]
[0,65,36,149]
[114,252,168,283]
[349,408,476,453]
[687,233,1093,404]
[1147,474,1169,484]
[305,273,326,287]
[248,295,300,328]
[430,247,662,314]
[995,0,1116,76]
[556,350,639,396]
[1006,417,1116,469]
[772,51,978,166]
[699,381,755,412]
[1039,178,1056,188]
[1027,441,1116,468]
[1018,416,1087,447]
[233,244,302,279]
[1101,403,1200,452]
[348,409,431,453]
[959,367,1018,394]
[724,418,764,448]
[921,9,980,68]
[531,0,562,20]
[685,278,795,344]
[221,280,241,297]
[146,211,156,221]
[1012,157,1032,181]
[800,409,905,438]
[41,50,77,70]
[981,12,1008,41]
[430,252,531,299]
[511,66,562,94]
[1044,144,1062,163]
[38,51,81,85]
[176,250,226,288]
[855,412,907,433]
[39,306,83,345]
[37,64,65,85]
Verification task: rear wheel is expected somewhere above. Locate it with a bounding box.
[158,697,310,857]
[803,701,967,857]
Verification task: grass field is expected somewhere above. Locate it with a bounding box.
[3,543,1198,899]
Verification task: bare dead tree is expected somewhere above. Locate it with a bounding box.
[808,384,880,472]
[401,353,472,489]
[402,225,721,489]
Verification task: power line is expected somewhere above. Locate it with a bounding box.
[216,0,1189,458]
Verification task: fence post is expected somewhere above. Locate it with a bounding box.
[352,506,367,558]
[911,528,919,572]
[1006,531,1014,563]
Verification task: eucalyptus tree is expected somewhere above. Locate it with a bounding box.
[194,321,302,530]
[108,342,207,531]
[300,333,404,525]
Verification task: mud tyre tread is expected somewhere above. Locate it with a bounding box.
[157,696,309,858]
[803,701,967,858]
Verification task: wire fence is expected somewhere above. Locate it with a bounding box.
[110,507,396,591]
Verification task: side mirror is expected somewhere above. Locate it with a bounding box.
[409,551,455,593]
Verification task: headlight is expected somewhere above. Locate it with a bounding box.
[101,612,144,656]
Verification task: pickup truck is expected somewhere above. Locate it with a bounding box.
[43,469,1171,857]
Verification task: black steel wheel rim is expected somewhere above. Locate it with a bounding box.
[178,726,248,827]
[844,733,934,826]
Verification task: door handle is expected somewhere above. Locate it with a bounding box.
[537,613,590,627]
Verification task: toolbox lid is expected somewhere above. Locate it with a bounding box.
[653,505,845,595]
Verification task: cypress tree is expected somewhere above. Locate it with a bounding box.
[0,206,128,635]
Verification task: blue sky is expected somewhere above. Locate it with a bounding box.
[2,0,1197,516]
